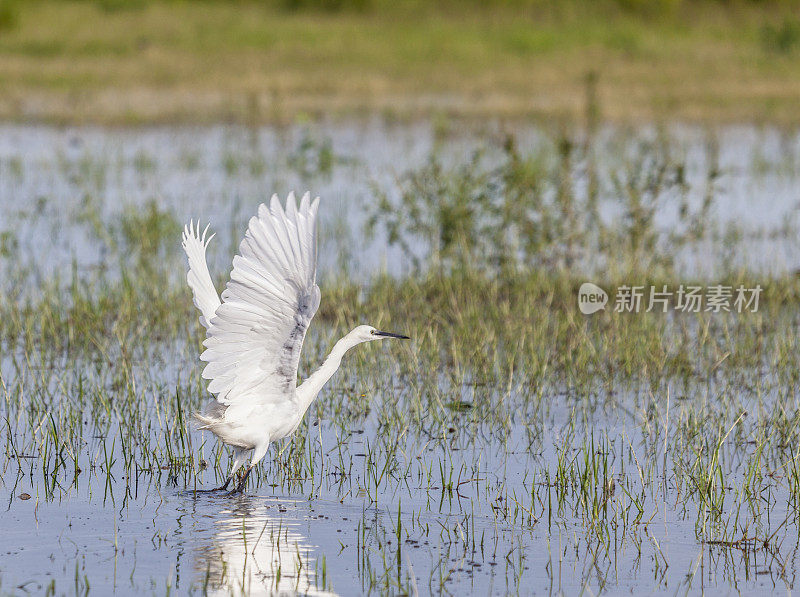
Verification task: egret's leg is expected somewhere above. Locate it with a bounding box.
[195,448,248,492]
[228,466,253,495]
[218,449,248,490]
[229,442,269,495]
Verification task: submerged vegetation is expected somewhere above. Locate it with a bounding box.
[2,120,800,593]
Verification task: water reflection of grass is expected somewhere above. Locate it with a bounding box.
[2,1,800,123]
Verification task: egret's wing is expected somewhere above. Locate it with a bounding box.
[201,192,321,410]
[182,221,222,329]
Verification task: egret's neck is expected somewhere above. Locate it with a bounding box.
[296,331,365,413]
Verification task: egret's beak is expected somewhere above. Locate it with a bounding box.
[372,330,410,339]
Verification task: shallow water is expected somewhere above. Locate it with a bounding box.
[1,120,799,283]
[2,120,800,595]
[3,335,799,595]
[3,411,798,595]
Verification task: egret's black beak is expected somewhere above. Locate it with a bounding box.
[372,330,410,339]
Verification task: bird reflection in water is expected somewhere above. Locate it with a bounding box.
[195,497,337,596]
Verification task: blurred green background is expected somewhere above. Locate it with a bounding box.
[0,0,799,124]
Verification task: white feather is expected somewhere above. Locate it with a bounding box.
[201,192,321,412]
[181,220,221,329]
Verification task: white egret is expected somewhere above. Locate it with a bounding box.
[182,192,408,494]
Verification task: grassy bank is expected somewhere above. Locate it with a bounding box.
[2,1,800,124]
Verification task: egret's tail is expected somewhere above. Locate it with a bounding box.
[182,221,222,328]
[193,412,219,429]
[192,401,227,429]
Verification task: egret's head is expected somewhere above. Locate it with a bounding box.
[351,324,410,343]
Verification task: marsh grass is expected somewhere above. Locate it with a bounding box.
[367,130,715,278]
[2,121,800,593]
